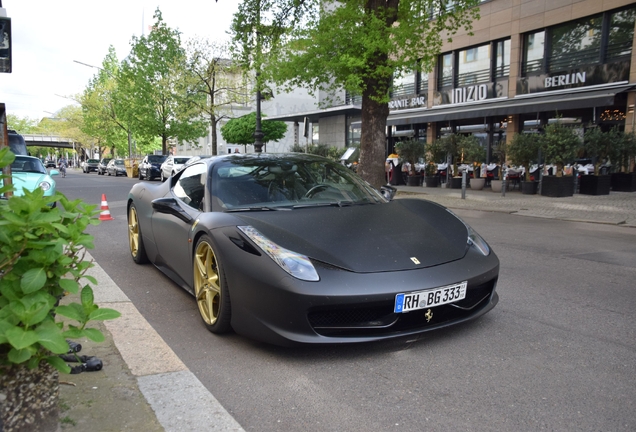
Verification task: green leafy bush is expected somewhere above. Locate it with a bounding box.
[508,133,541,181]
[0,147,120,374]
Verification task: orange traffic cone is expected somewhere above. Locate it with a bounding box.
[99,194,114,221]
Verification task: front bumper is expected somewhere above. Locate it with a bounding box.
[214,228,500,346]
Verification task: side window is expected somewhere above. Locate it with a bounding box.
[173,163,208,210]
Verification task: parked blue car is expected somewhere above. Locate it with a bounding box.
[8,155,59,206]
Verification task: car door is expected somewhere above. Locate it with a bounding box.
[163,156,173,177]
[151,163,207,289]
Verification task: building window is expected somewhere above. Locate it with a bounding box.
[391,69,416,97]
[495,39,511,78]
[523,31,545,74]
[457,44,491,86]
[438,53,454,88]
[607,8,636,60]
[418,69,429,94]
[549,15,603,72]
[522,6,635,76]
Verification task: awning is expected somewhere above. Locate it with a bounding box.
[386,83,635,125]
[266,104,362,123]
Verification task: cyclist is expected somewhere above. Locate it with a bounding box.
[58,157,68,178]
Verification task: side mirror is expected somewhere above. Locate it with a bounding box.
[151,197,193,223]
[380,185,397,201]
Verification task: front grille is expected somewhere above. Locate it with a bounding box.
[307,278,497,337]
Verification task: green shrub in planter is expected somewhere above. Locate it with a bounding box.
[0,147,120,429]
[508,132,540,182]
[541,121,581,177]
[395,139,426,176]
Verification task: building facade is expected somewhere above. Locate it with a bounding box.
[269,0,636,162]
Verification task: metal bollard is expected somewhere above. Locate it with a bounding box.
[461,168,467,199]
[501,168,507,197]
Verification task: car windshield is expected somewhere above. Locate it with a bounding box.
[88,159,99,164]
[114,160,124,165]
[102,159,112,164]
[149,155,167,163]
[174,157,190,164]
[11,156,47,174]
[211,155,387,211]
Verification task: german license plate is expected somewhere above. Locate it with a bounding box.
[394,281,467,313]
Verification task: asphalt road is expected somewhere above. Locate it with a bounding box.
[57,168,636,432]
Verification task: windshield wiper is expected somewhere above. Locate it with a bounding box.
[292,200,357,209]
[225,206,292,212]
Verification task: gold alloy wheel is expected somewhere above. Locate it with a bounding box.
[128,206,140,257]
[194,241,221,326]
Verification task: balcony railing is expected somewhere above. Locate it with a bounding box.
[457,68,490,87]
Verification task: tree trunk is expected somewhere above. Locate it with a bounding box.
[0,362,59,432]
[211,114,218,156]
[358,92,389,189]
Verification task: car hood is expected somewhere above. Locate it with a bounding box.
[232,199,469,273]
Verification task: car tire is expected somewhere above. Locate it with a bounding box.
[128,203,149,264]
[138,169,143,180]
[107,170,111,176]
[160,171,165,182]
[193,235,232,334]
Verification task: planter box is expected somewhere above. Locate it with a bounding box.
[450,177,469,189]
[424,176,439,188]
[579,175,610,195]
[541,175,574,197]
[611,172,636,192]
[470,178,485,190]
[406,175,422,186]
[521,181,538,195]
[491,180,503,193]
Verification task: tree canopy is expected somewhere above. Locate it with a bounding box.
[230,0,480,188]
[120,9,208,155]
[221,112,287,149]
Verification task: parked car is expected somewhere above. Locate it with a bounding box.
[106,159,127,176]
[160,155,193,182]
[138,154,167,181]
[8,130,28,156]
[126,153,499,346]
[5,155,59,206]
[45,160,57,168]
[97,158,112,175]
[82,159,100,173]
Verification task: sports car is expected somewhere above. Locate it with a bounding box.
[127,153,499,346]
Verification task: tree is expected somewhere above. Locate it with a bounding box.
[6,114,39,133]
[508,133,541,181]
[541,121,581,177]
[186,38,249,155]
[80,46,135,158]
[120,9,208,155]
[231,0,479,188]
[221,112,287,152]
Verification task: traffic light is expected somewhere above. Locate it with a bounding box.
[0,16,11,73]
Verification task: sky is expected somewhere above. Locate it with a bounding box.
[0,0,239,121]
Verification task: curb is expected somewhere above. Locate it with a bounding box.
[83,252,245,432]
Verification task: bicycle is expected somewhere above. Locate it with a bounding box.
[59,164,67,178]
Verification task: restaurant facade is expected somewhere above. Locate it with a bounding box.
[268,0,636,163]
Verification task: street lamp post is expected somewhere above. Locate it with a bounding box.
[254,73,264,153]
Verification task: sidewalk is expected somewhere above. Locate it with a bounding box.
[59,252,244,431]
[394,184,636,227]
[57,186,635,431]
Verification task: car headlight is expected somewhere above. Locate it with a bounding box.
[467,225,490,256]
[39,181,52,191]
[238,226,319,281]
[445,208,490,256]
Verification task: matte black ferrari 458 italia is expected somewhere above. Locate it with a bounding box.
[127,153,499,345]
